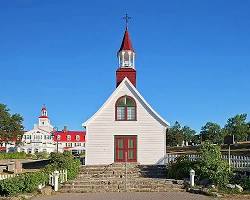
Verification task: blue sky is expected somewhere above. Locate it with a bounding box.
[0,0,250,132]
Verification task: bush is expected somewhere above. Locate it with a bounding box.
[196,142,232,186]
[46,151,80,180]
[231,174,250,190]
[0,151,80,196]
[34,152,49,160]
[0,152,27,159]
[167,155,197,179]
[0,171,47,196]
[167,142,232,187]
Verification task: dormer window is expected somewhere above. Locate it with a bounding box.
[115,96,136,121]
[67,135,71,141]
[75,135,80,141]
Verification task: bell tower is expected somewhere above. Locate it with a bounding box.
[116,14,136,87]
[38,105,53,131]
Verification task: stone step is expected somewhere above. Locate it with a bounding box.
[60,184,184,193]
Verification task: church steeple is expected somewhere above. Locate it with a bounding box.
[116,14,136,87]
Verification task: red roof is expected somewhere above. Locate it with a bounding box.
[119,28,134,52]
[38,116,48,118]
[53,131,86,142]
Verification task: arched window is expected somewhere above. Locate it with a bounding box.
[115,96,136,121]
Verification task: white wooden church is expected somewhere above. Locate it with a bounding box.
[83,24,169,165]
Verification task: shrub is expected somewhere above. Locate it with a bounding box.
[167,155,197,179]
[196,142,232,187]
[231,174,250,190]
[34,152,49,160]
[0,152,27,159]
[46,151,80,180]
[0,151,80,196]
[0,171,47,196]
[167,143,232,187]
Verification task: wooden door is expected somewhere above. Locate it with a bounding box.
[114,135,137,162]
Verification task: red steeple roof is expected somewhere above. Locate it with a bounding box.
[119,27,134,52]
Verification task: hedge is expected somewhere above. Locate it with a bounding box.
[0,152,27,160]
[0,171,47,196]
[0,151,81,196]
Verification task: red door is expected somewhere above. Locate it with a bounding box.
[115,135,137,162]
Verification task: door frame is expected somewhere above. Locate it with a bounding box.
[114,135,137,163]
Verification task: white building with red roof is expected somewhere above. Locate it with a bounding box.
[19,106,85,154]
[53,127,85,152]
[83,23,169,165]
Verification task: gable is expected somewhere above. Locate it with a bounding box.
[83,77,169,127]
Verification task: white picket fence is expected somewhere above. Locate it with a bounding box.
[163,154,250,169]
[0,169,67,187]
[0,173,18,181]
[49,170,67,186]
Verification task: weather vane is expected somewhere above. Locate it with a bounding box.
[123,13,131,28]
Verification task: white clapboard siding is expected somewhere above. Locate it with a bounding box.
[84,78,168,165]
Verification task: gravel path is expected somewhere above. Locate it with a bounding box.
[35,192,212,200]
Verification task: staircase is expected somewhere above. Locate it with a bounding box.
[60,164,183,193]
[60,163,184,193]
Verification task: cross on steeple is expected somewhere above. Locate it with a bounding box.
[123,13,131,29]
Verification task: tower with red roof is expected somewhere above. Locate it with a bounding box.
[116,25,136,87]
[38,105,53,131]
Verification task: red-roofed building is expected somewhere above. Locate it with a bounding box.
[53,127,86,151]
[0,135,22,152]
[19,106,85,154]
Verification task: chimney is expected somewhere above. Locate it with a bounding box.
[63,126,67,132]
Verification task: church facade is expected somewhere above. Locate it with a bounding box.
[83,26,169,165]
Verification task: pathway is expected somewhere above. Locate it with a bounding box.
[35,192,212,200]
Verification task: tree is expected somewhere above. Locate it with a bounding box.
[182,126,196,142]
[200,122,223,144]
[167,122,196,146]
[224,114,249,142]
[167,121,184,146]
[0,104,24,142]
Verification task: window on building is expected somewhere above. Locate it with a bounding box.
[66,143,72,147]
[115,96,136,121]
[75,135,80,141]
[67,135,71,141]
[57,135,61,140]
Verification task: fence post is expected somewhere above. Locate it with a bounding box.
[190,169,195,187]
[53,170,59,192]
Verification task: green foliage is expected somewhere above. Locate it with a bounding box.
[46,151,80,180]
[0,104,24,142]
[0,171,47,196]
[231,175,250,190]
[33,152,49,160]
[196,142,232,186]
[167,155,197,179]
[167,121,196,146]
[0,152,27,159]
[224,113,249,142]
[167,143,232,187]
[200,122,223,144]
